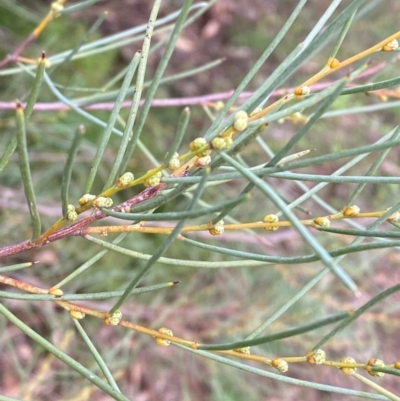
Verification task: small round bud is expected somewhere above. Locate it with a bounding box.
[155,328,173,346]
[93,197,113,208]
[367,358,385,377]
[250,107,262,117]
[233,110,248,132]
[394,360,400,369]
[78,193,96,206]
[167,153,181,170]
[294,86,310,96]
[66,205,78,221]
[190,137,208,151]
[106,310,122,325]
[70,310,85,319]
[272,358,289,373]
[313,217,330,227]
[234,347,251,354]
[209,220,224,236]
[196,155,212,167]
[382,39,399,52]
[233,117,248,132]
[386,211,399,222]
[234,110,248,121]
[51,2,64,17]
[340,356,357,375]
[48,287,63,296]
[211,137,227,150]
[342,205,360,217]
[117,172,134,188]
[329,58,340,68]
[263,214,279,231]
[213,101,224,111]
[306,349,326,365]
[144,171,162,187]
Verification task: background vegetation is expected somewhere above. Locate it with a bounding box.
[1,0,400,400]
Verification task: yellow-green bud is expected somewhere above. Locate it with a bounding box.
[196,155,212,167]
[106,310,122,325]
[234,110,248,121]
[213,101,225,111]
[386,210,399,222]
[367,358,385,377]
[340,356,357,375]
[51,1,64,17]
[66,205,78,221]
[78,193,96,206]
[211,137,227,150]
[209,220,224,235]
[234,347,251,354]
[168,153,181,170]
[342,205,360,217]
[190,137,207,151]
[306,349,326,365]
[117,172,134,188]
[272,358,289,373]
[233,117,248,132]
[144,171,162,187]
[155,327,173,346]
[313,217,330,227]
[70,310,85,319]
[48,287,63,296]
[382,39,399,52]
[93,197,113,208]
[263,214,279,231]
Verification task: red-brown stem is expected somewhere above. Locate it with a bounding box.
[0,183,166,260]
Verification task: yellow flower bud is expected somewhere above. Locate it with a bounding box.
[211,137,227,150]
[367,358,385,377]
[106,310,122,325]
[340,356,357,375]
[234,110,248,120]
[306,349,326,365]
[294,86,310,96]
[51,1,64,17]
[234,347,251,354]
[313,217,330,227]
[196,155,212,167]
[48,287,63,296]
[209,220,224,235]
[386,211,399,222]
[213,101,225,111]
[155,328,173,346]
[117,172,134,188]
[93,197,113,208]
[168,153,181,170]
[190,137,207,151]
[66,205,78,221]
[263,214,279,231]
[272,358,289,373]
[382,39,399,52]
[70,310,85,319]
[233,117,248,132]
[342,205,360,217]
[78,193,96,206]
[329,58,340,68]
[144,171,162,187]
[233,110,248,132]
[250,107,262,117]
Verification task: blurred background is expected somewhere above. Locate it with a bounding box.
[1,1,400,399]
